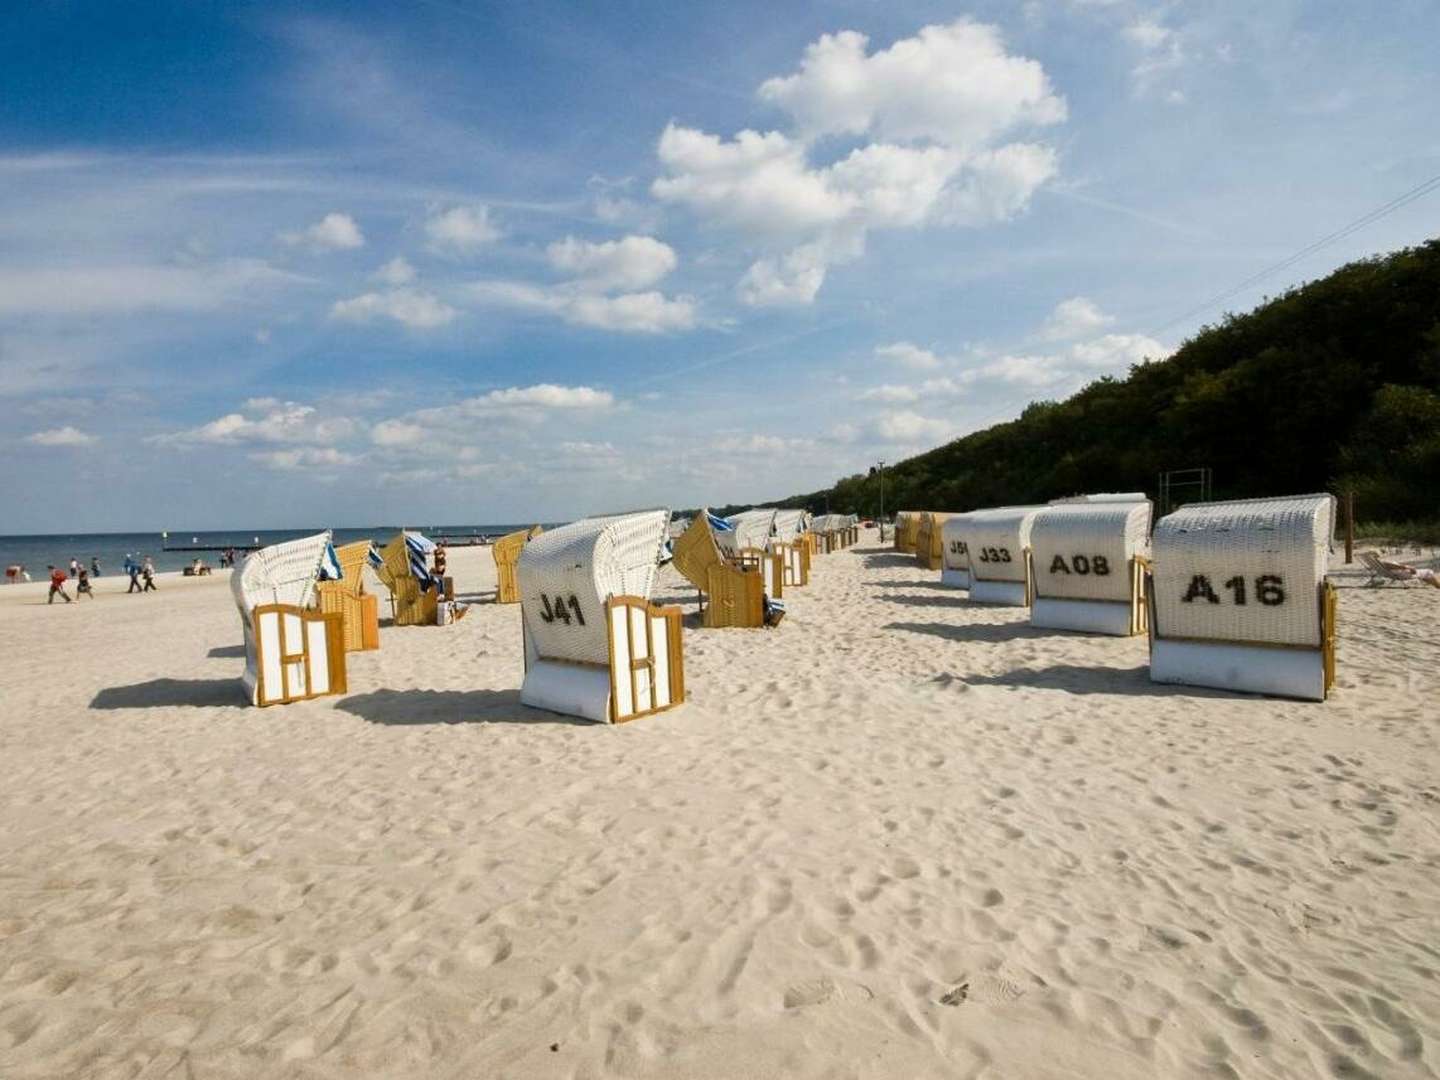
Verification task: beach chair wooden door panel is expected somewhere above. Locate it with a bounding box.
[606,597,683,722]
[252,604,347,706]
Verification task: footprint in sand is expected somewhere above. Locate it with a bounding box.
[782,975,874,1010]
[939,973,1026,1007]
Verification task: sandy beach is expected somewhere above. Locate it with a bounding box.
[1,531,1437,1079]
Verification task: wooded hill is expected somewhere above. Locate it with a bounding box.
[765,238,1440,525]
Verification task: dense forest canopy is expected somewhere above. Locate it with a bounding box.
[749,239,1440,524]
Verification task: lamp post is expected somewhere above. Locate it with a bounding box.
[877,460,886,524]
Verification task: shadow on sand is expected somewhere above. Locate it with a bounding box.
[207,644,246,659]
[91,677,244,710]
[861,552,920,569]
[864,579,953,590]
[952,662,1226,698]
[335,687,590,726]
[884,620,1048,645]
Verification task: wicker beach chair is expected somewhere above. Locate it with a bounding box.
[1029,497,1152,636]
[493,525,543,604]
[1149,494,1338,701]
[314,539,380,652]
[517,510,685,723]
[230,531,347,706]
[914,512,955,571]
[373,531,440,627]
[954,507,1048,606]
[672,511,781,628]
[771,509,810,587]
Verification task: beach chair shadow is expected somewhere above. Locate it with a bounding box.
[884,620,1047,644]
[207,644,246,658]
[864,579,952,590]
[958,663,1229,698]
[91,678,243,710]
[877,592,984,608]
[863,552,922,569]
[335,688,590,726]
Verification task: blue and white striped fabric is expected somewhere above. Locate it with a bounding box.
[404,531,439,592]
[367,543,384,570]
[317,542,344,582]
[707,511,734,532]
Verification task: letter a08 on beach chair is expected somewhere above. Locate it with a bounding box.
[517,510,685,723]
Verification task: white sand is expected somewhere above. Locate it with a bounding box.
[1,532,1437,1079]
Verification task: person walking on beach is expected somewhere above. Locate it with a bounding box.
[141,556,157,592]
[69,556,80,581]
[76,567,95,599]
[47,565,72,604]
[90,556,101,577]
[125,554,142,593]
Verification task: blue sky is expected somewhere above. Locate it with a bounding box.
[4,0,1437,532]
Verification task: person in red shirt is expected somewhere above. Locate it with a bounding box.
[47,565,72,604]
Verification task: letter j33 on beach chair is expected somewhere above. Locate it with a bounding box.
[517,510,686,723]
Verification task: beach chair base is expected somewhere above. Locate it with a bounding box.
[969,580,1028,606]
[1032,598,1138,636]
[1149,639,1326,702]
[940,568,971,590]
[521,597,685,723]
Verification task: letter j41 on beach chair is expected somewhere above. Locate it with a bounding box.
[517,510,685,723]
[230,531,348,706]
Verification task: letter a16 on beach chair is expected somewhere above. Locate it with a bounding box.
[492,525,543,603]
[230,531,347,706]
[673,511,784,628]
[314,539,380,651]
[517,510,685,723]
[1029,497,1152,636]
[373,531,441,626]
[1148,494,1338,701]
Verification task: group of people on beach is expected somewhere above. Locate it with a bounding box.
[45,554,157,603]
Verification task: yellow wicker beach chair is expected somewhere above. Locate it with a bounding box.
[314,539,380,652]
[914,512,954,571]
[492,525,543,604]
[672,513,775,628]
[374,532,439,627]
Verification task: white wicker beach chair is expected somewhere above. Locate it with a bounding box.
[1149,494,1337,701]
[230,531,347,706]
[954,507,1047,605]
[517,510,684,723]
[939,513,974,589]
[1030,498,1152,635]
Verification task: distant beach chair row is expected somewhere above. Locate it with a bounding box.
[906,492,1338,702]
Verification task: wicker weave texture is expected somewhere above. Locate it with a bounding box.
[915,512,954,571]
[374,532,438,626]
[1152,494,1334,647]
[672,513,723,592]
[725,510,776,551]
[956,508,1044,584]
[894,512,921,552]
[703,563,764,627]
[230,531,332,618]
[518,509,668,664]
[1031,501,1151,602]
[773,509,805,542]
[492,525,541,604]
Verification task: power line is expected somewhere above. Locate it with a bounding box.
[953,170,1440,437]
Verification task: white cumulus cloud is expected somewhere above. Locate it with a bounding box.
[876,342,942,370]
[1039,296,1114,341]
[424,205,499,255]
[330,289,457,329]
[26,426,97,447]
[280,212,364,251]
[372,256,417,285]
[547,235,678,292]
[654,19,1066,305]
